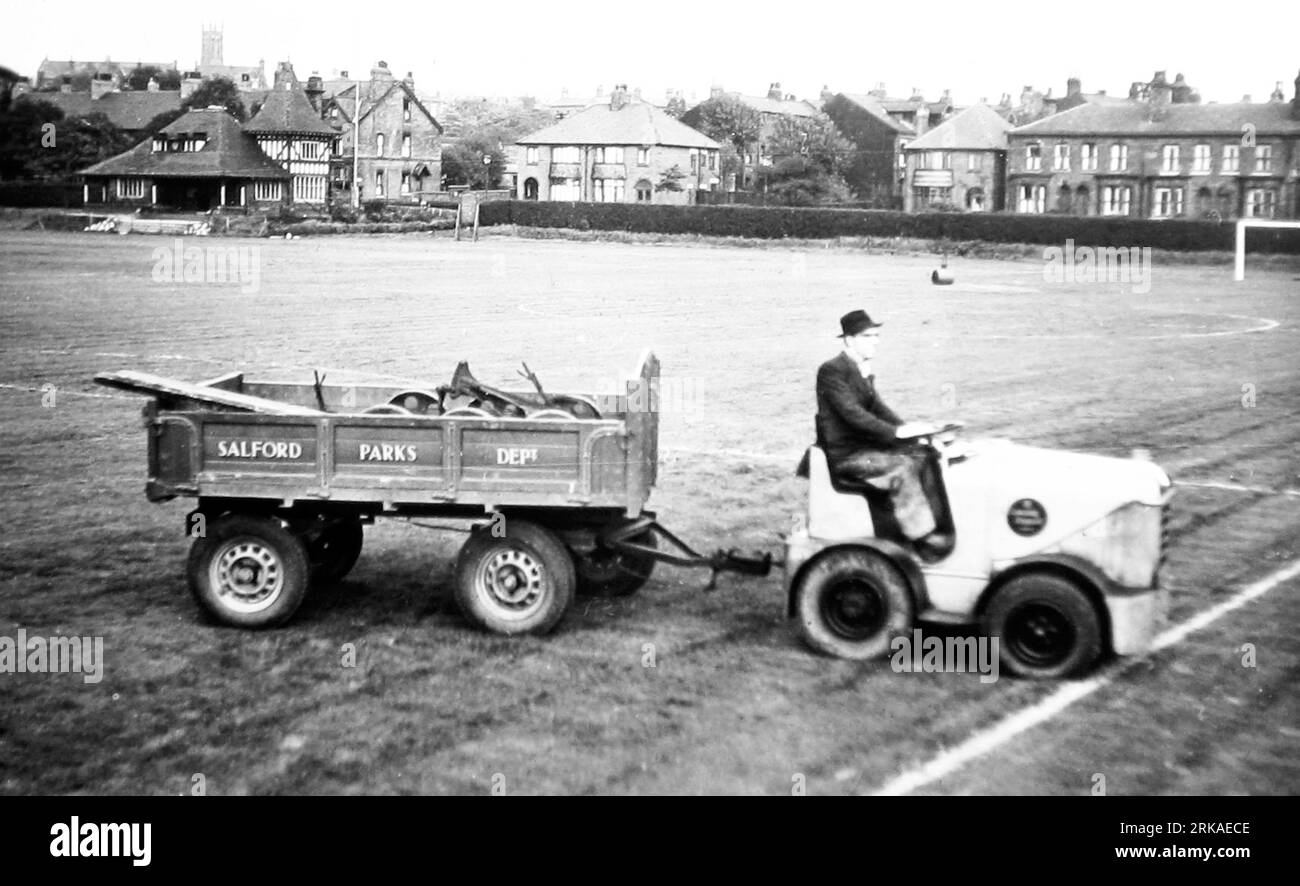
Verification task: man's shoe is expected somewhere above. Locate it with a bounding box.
[914,532,953,563]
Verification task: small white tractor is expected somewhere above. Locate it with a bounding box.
[785,425,1172,678]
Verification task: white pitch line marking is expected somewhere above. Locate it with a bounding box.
[869,557,1300,796]
[0,383,129,401]
[1175,479,1300,497]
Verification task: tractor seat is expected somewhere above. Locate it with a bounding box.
[797,446,901,541]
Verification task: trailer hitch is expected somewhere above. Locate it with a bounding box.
[601,516,773,591]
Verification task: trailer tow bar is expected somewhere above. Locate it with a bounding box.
[600,515,774,591]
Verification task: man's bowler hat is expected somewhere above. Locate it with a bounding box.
[839,309,883,337]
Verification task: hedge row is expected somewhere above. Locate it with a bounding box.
[0,181,83,208]
[478,201,1300,254]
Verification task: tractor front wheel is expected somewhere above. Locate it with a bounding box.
[982,573,1102,679]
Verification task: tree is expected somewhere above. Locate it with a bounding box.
[0,99,65,180]
[441,136,505,189]
[182,77,246,121]
[754,112,854,205]
[655,165,686,193]
[126,66,181,91]
[15,110,135,180]
[680,96,760,189]
[142,108,186,137]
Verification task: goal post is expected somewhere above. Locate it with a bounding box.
[1234,218,1300,281]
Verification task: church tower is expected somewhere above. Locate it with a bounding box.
[201,25,223,67]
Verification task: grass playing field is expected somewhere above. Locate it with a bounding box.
[1,228,1297,794]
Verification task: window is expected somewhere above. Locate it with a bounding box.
[690,152,698,172]
[1153,187,1183,217]
[152,138,164,152]
[301,141,321,160]
[1025,143,1042,171]
[1017,184,1045,213]
[967,152,982,171]
[549,178,580,200]
[401,172,411,195]
[1109,143,1128,171]
[1102,185,1131,216]
[526,146,539,165]
[637,147,649,166]
[914,186,953,206]
[1081,143,1097,171]
[924,151,950,170]
[594,146,624,164]
[376,133,385,156]
[1054,143,1070,171]
[966,187,985,211]
[593,179,625,202]
[1222,144,1239,173]
[375,170,385,197]
[116,178,145,199]
[708,151,717,171]
[1254,144,1272,173]
[254,180,282,201]
[635,179,652,202]
[402,98,411,122]
[1246,189,1276,218]
[293,176,325,203]
[330,107,339,120]
[1192,144,1210,174]
[401,134,411,158]
[552,146,580,163]
[1160,144,1179,174]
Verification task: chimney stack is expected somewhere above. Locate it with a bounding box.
[767,81,782,100]
[370,61,392,82]
[710,83,724,99]
[1269,81,1285,102]
[306,74,324,111]
[91,72,115,100]
[610,83,628,111]
[1067,77,1081,98]
[180,71,203,100]
[1149,70,1172,106]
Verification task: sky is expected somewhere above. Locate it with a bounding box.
[4,0,1298,107]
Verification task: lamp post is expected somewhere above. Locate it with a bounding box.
[483,153,492,191]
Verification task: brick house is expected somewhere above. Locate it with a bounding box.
[680,83,819,189]
[243,63,336,205]
[321,62,443,203]
[79,106,289,210]
[903,104,1010,212]
[821,93,917,205]
[1007,73,1300,219]
[515,86,721,204]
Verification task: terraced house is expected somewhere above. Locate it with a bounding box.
[516,86,721,204]
[1007,72,1300,219]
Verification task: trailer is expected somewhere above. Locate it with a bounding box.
[96,352,769,634]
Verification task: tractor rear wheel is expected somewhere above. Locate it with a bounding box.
[454,520,574,635]
[982,573,1102,679]
[795,548,914,660]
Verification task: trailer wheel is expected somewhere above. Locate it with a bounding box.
[305,519,364,584]
[982,573,1101,679]
[187,515,310,628]
[573,531,657,597]
[794,548,913,660]
[454,521,575,635]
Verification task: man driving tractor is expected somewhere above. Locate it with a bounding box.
[815,309,953,562]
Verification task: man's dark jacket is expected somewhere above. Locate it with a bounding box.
[815,351,903,463]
